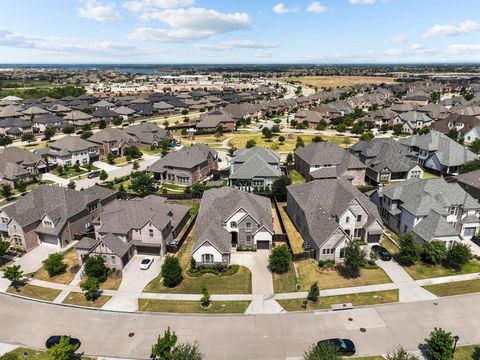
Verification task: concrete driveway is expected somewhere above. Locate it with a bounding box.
[102,255,162,312]
[92,161,118,172]
[14,243,64,274]
[230,249,273,296]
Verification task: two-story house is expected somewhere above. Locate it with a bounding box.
[87,128,140,157]
[0,147,47,186]
[286,179,384,262]
[229,147,282,192]
[192,187,274,266]
[371,178,480,245]
[148,143,218,186]
[75,196,190,269]
[294,141,366,186]
[431,114,480,144]
[0,185,117,251]
[36,135,100,167]
[393,110,433,134]
[123,122,172,148]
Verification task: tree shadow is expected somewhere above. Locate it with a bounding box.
[472,346,480,360]
[337,265,360,279]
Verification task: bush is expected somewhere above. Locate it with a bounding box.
[0,353,18,360]
[386,347,419,360]
[268,244,292,274]
[200,286,210,307]
[425,327,455,360]
[303,342,340,360]
[161,256,183,288]
[420,241,447,265]
[398,234,420,266]
[188,265,239,277]
[307,282,319,302]
[318,259,335,269]
[42,252,67,277]
[84,255,108,282]
[80,277,99,301]
[445,242,471,270]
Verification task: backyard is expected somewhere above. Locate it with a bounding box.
[277,203,304,255]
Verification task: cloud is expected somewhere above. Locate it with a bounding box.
[194,40,280,51]
[307,2,328,13]
[391,34,408,44]
[129,7,252,41]
[273,3,292,14]
[123,0,194,12]
[422,20,480,39]
[255,52,274,58]
[410,43,425,50]
[78,0,122,22]
[447,43,480,54]
[350,0,375,4]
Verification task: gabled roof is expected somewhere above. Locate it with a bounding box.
[411,211,460,242]
[88,128,135,144]
[124,122,171,144]
[47,135,98,152]
[148,143,216,172]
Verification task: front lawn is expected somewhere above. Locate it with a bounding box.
[100,271,123,290]
[423,279,480,297]
[454,345,480,359]
[7,284,61,302]
[403,260,480,280]
[138,299,250,313]
[380,236,400,255]
[277,203,304,255]
[52,166,88,179]
[34,248,79,284]
[62,292,111,308]
[6,347,95,360]
[296,259,392,291]
[277,289,399,311]
[273,266,298,293]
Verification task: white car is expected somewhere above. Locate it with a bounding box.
[140,257,154,270]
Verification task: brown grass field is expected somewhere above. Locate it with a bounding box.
[284,76,397,89]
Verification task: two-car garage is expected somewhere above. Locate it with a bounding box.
[39,234,60,246]
[135,245,161,256]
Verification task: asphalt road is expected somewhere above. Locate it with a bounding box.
[1,293,480,359]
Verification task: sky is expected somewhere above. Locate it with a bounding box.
[0,0,479,64]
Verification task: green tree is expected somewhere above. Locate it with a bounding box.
[123,146,143,160]
[272,175,292,201]
[67,180,76,190]
[307,282,319,302]
[0,239,10,265]
[245,139,256,148]
[393,124,403,135]
[1,184,12,200]
[344,240,366,277]
[469,139,480,154]
[152,327,178,360]
[398,233,420,266]
[171,342,203,360]
[161,256,183,288]
[0,135,13,148]
[21,132,35,144]
[132,160,140,171]
[268,244,292,274]
[106,152,115,164]
[460,159,480,173]
[295,136,305,149]
[80,130,93,140]
[80,277,99,301]
[360,132,374,141]
[98,119,107,129]
[262,127,273,140]
[351,122,364,135]
[419,127,430,135]
[43,128,56,141]
[425,327,455,360]
[335,124,347,133]
[15,181,27,194]
[315,120,327,131]
[3,265,23,290]
[84,256,108,282]
[47,336,80,360]
[420,241,447,265]
[447,128,459,142]
[130,171,157,196]
[99,170,108,181]
[112,117,123,127]
[303,342,340,360]
[63,125,75,135]
[386,347,419,360]
[42,252,67,277]
[445,242,471,270]
[285,153,294,167]
[200,285,211,307]
[278,135,286,144]
[312,135,324,143]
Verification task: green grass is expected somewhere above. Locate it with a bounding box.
[273,266,298,293]
[19,141,49,151]
[138,299,251,313]
[454,345,480,359]
[52,166,88,179]
[277,290,399,311]
[6,347,94,360]
[7,284,61,302]
[422,171,438,179]
[380,236,400,255]
[423,279,480,297]
[288,169,305,184]
[62,292,111,308]
[34,248,79,284]
[404,260,480,280]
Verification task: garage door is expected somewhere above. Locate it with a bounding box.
[256,241,270,250]
[136,246,161,255]
[39,234,59,245]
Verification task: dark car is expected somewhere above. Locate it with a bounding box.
[371,245,392,261]
[317,338,356,356]
[87,171,100,179]
[46,336,81,349]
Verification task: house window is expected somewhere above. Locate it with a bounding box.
[149,229,154,237]
[230,221,237,228]
[345,216,350,223]
[339,248,346,258]
[245,222,252,231]
[201,254,214,264]
[449,206,456,215]
[87,202,98,212]
[356,215,362,222]
[111,256,116,265]
[1,217,8,224]
[246,235,252,245]
[354,228,362,238]
[12,235,22,246]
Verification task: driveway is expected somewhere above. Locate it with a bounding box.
[230,249,273,295]
[41,173,69,187]
[102,255,162,312]
[13,243,65,274]
[92,161,118,172]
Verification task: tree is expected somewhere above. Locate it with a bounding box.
[351,122,364,135]
[393,124,403,135]
[460,159,480,173]
[312,135,324,143]
[278,135,286,144]
[47,336,80,360]
[84,256,108,282]
[161,256,183,288]
[425,327,455,360]
[295,136,305,149]
[80,277,99,301]
[43,128,55,141]
[447,128,459,142]
[268,244,292,274]
[67,180,76,190]
[80,130,93,140]
[386,347,419,360]
[420,241,447,265]
[200,286,211,307]
[303,342,340,360]
[112,117,123,127]
[172,342,203,360]
[106,152,115,164]
[99,170,108,181]
[307,282,319,302]
[132,160,140,171]
[344,240,366,277]
[42,252,66,277]
[360,132,374,141]
[0,239,10,265]
[15,181,27,194]
[470,139,480,154]
[262,127,273,140]
[21,133,35,144]
[1,184,12,200]
[0,135,12,148]
[3,265,23,290]
[245,139,256,148]
[98,119,107,129]
[445,242,471,270]
[272,175,292,201]
[419,127,430,135]
[152,327,178,360]
[285,153,294,167]
[315,120,327,131]
[130,171,156,196]
[63,125,75,134]
[335,124,347,133]
[398,233,420,266]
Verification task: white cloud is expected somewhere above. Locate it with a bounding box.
[78,0,122,22]
[391,34,408,43]
[447,43,480,54]
[350,0,375,5]
[123,0,194,12]
[410,43,425,50]
[255,52,274,58]
[273,3,292,14]
[307,2,328,13]
[194,40,280,51]
[423,20,480,39]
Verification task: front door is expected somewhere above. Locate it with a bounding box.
[231,232,238,247]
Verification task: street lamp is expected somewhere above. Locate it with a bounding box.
[453,335,459,353]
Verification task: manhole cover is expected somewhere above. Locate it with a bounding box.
[129,332,135,337]
[348,317,353,321]
[360,328,366,333]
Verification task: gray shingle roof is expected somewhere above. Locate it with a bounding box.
[148,143,217,172]
[230,147,282,180]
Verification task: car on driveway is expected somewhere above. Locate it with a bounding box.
[87,171,100,179]
[371,245,392,261]
[317,338,355,356]
[140,256,154,270]
[46,336,81,349]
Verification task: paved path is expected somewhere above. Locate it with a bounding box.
[416,272,480,286]
[1,292,480,359]
[92,161,118,172]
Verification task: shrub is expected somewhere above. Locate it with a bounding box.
[80,277,99,301]
[303,342,340,360]
[420,241,447,265]
[307,282,319,302]
[398,234,420,266]
[84,255,108,282]
[268,244,292,274]
[245,139,256,148]
[200,286,210,307]
[161,256,183,288]
[318,259,335,269]
[47,336,80,360]
[386,347,419,360]
[425,327,455,360]
[445,242,471,270]
[42,252,67,277]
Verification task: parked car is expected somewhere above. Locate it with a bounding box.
[46,336,81,349]
[317,338,355,356]
[87,171,100,179]
[371,245,392,261]
[140,256,154,270]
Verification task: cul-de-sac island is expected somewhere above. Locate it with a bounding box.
[0,1,480,359]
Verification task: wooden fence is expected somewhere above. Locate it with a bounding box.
[166,213,197,253]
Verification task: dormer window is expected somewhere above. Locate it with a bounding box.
[230,221,237,228]
[44,220,53,227]
[88,202,98,212]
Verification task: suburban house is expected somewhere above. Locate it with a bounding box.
[192,187,273,266]
[36,136,100,167]
[32,114,66,133]
[229,147,282,191]
[293,110,324,128]
[124,122,172,147]
[393,110,433,134]
[431,114,480,144]
[287,179,384,262]
[451,170,480,200]
[0,147,47,186]
[399,131,477,175]
[294,141,366,186]
[75,196,189,270]
[148,143,218,186]
[349,138,424,183]
[87,128,139,157]
[196,109,236,132]
[371,178,480,244]
[0,185,117,251]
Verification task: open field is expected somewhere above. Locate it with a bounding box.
[138,299,251,313]
[284,76,397,89]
